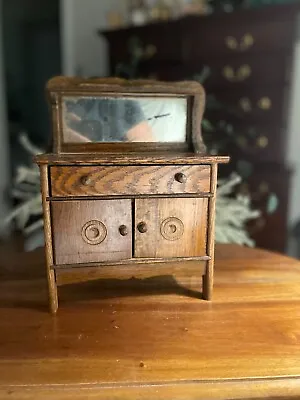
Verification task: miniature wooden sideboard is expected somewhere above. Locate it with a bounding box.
[36,77,229,313]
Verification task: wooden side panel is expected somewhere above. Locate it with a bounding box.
[135,198,208,258]
[50,165,211,197]
[51,200,132,265]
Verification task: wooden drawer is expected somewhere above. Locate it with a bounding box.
[184,17,295,61]
[50,165,211,197]
[156,54,291,90]
[211,123,286,163]
[205,86,287,124]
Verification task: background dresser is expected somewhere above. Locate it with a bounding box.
[101,3,300,253]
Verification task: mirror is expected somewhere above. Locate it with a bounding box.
[62,96,188,143]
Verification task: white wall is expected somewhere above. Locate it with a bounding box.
[60,0,128,77]
[0,0,11,234]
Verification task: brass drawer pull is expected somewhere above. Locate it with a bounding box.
[240,34,254,51]
[225,36,238,50]
[225,33,254,51]
[175,172,187,183]
[239,97,252,112]
[137,222,148,233]
[80,175,92,185]
[257,136,269,148]
[223,65,252,82]
[119,225,129,236]
[258,97,272,110]
[239,97,272,112]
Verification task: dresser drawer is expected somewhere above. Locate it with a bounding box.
[184,17,295,61]
[157,54,291,91]
[205,86,287,125]
[50,165,211,197]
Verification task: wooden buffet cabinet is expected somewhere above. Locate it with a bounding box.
[36,77,228,313]
[101,3,300,253]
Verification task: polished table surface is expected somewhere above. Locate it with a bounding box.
[1,241,300,399]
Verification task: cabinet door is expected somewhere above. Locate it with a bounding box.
[134,198,208,258]
[52,200,132,265]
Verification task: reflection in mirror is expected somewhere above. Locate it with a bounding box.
[62,96,187,143]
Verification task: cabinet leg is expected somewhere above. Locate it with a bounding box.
[202,260,213,301]
[48,270,58,314]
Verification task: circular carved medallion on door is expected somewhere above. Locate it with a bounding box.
[81,220,107,245]
[160,217,184,241]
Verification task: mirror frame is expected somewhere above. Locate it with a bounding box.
[47,77,206,154]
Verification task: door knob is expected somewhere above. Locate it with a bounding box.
[119,225,129,236]
[137,222,147,233]
[175,172,187,183]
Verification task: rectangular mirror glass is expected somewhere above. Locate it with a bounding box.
[62,96,188,143]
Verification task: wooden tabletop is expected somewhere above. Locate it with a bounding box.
[1,242,300,399]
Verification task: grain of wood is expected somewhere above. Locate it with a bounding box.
[40,165,58,313]
[1,244,300,399]
[135,197,208,258]
[52,199,132,265]
[50,165,211,197]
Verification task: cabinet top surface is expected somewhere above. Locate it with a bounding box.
[35,152,229,165]
[100,2,300,36]
[1,243,300,399]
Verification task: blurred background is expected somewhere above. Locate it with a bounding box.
[0,0,300,256]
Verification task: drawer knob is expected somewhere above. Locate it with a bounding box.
[81,175,92,185]
[137,222,147,234]
[175,172,187,184]
[223,64,252,82]
[119,225,129,236]
[258,97,272,110]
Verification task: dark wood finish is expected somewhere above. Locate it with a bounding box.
[36,152,229,165]
[245,163,292,253]
[161,54,291,91]
[184,17,296,60]
[47,76,206,154]
[101,3,300,254]
[50,165,211,197]
[3,243,300,398]
[101,4,299,65]
[135,198,208,258]
[52,199,132,265]
[205,86,287,124]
